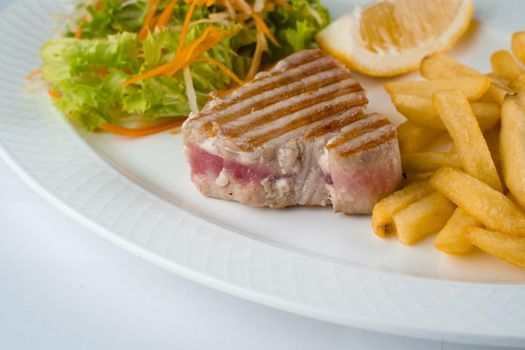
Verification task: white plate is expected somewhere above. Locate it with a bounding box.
[1,0,524,346]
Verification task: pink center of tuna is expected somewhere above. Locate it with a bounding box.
[187,145,271,184]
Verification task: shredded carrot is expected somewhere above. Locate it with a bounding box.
[127,0,237,92]
[138,0,161,40]
[26,69,43,80]
[123,62,171,86]
[74,26,83,39]
[187,0,216,5]
[194,57,244,85]
[166,27,232,75]
[174,0,198,59]
[95,1,104,10]
[157,0,177,28]
[74,15,90,39]
[99,119,186,136]
[48,89,63,98]
[251,12,280,47]
[125,27,232,85]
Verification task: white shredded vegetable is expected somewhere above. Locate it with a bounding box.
[235,0,253,15]
[223,0,237,19]
[247,31,267,79]
[254,0,265,13]
[306,3,323,25]
[183,67,199,113]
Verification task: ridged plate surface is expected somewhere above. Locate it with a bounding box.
[0,0,524,347]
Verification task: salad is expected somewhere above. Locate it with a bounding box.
[32,0,330,135]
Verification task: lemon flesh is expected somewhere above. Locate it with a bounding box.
[317,0,473,77]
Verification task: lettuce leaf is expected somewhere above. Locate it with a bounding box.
[41,0,330,131]
[269,0,330,59]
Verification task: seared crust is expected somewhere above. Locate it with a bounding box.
[190,49,369,152]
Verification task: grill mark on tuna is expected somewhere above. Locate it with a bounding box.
[220,84,365,138]
[262,106,368,148]
[245,95,369,148]
[198,68,351,126]
[337,127,397,157]
[305,108,366,139]
[326,118,391,150]
[196,56,339,118]
[270,48,326,70]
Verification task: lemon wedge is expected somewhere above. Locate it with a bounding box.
[317,0,474,77]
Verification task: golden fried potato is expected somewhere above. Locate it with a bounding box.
[430,167,525,235]
[465,228,525,269]
[482,74,515,104]
[511,73,525,93]
[500,93,525,208]
[402,152,461,174]
[433,90,503,191]
[371,181,433,237]
[490,50,523,81]
[434,208,478,254]
[483,126,504,187]
[421,53,480,79]
[391,93,500,130]
[420,53,512,104]
[385,76,490,101]
[393,192,455,245]
[396,121,442,154]
[508,193,525,212]
[512,31,525,66]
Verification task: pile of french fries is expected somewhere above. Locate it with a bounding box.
[372,32,525,269]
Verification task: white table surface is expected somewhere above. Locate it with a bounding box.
[0,1,518,349]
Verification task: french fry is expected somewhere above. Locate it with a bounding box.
[500,93,525,208]
[403,173,433,185]
[396,121,442,154]
[511,73,525,93]
[490,50,523,81]
[433,90,503,191]
[393,192,455,245]
[465,228,525,269]
[511,31,525,66]
[430,167,525,235]
[434,208,478,254]
[385,76,490,101]
[482,86,510,105]
[371,181,433,237]
[484,125,500,163]
[391,93,500,130]
[421,53,480,79]
[483,126,504,186]
[508,193,525,212]
[420,53,512,104]
[402,152,461,174]
[464,101,501,132]
[482,74,515,104]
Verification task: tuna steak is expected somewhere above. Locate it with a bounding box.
[182,49,402,214]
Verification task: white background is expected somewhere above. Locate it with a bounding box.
[0,1,519,349]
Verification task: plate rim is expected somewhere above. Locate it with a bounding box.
[1,0,524,347]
